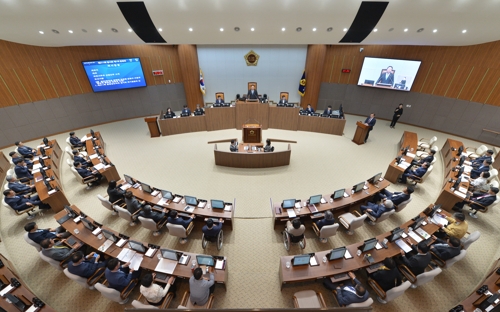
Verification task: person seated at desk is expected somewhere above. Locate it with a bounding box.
[375,66,395,87]
[15,141,37,158]
[138,204,167,223]
[471,149,494,167]
[140,273,176,306]
[370,258,402,292]
[72,150,92,168]
[202,218,223,239]
[247,85,259,100]
[6,175,36,195]
[74,161,102,186]
[163,107,176,119]
[194,104,205,115]
[229,140,238,152]
[398,240,431,276]
[124,191,144,215]
[430,236,461,261]
[413,149,436,166]
[360,199,394,219]
[181,105,191,116]
[286,218,305,237]
[3,189,48,211]
[167,210,194,229]
[399,162,429,184]
[335,272,370,306]
[305,104,315,115]
[9,151,33,169]
[434,213,468,240]
[323,105,333,116]
[215,95,225,105]
[452,187,499,214]
[189,267,215,306]
[105,258,141,292]
[69,131,85,148]
[278,96,288,105]
[24,221,70,244]
[68,251,108,278]
[469,171,490,192]
[107,180,125,204]
[373,186,413,206]
[264,139,274,152]
[470,159,492,179]
[40,238,75,262]
[14,160,33,181]
[315,210,335,230]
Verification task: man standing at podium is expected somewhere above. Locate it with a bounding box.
[363,113,376,143]
[247,85,259,100]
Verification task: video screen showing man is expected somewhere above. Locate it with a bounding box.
[376,66,395,87]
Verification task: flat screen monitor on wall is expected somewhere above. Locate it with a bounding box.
[357,57,421,91]
[82,58,147,92]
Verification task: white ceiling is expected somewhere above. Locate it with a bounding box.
[0,0,499,47]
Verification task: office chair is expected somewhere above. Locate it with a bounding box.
[465,144,488,159]
[69,166,98,189]
[488,169,498,181]
[461,231,481,250]
[417,136,437,151]
[338,211,367,235]
[23,233,41,251]
[138,216,168,236]
[311,223,339,243]
[468,195,499,219]
[179,291,214,309]
[132,292,174,309]
[395,198,412,212]
[66,136,85,152]
[167,222,194,244]
[406,165,434,186]
[292,290,326,308]
[114,206,140,226]
[63,267,105,290]
[332,289,373,307]
[2,197,38,220]
[416,145,439,160]
[367,279,411,304]
[38,250,72,271]
[400,265,442,288]
[95,279,137,304]
[202,229,224,250]
[432,249,467,269]
[97,194,119,215]
[66,158,73,168]
[366,210,395,225]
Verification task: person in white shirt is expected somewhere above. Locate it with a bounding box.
[469,171,490,192]
[139,273,175,306]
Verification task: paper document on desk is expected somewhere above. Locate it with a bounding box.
[431,215,448,226]
[130,254,143,270]
[406,152,416,158]
[33,163,42,170]
[464,160,472,166]
[397,162,411,169]
[344,250,353,259]
[120,184,131,191]
[157,198,168,206]
[151,190,159,197]
[395,239,412,253]
[408,230,423,243]
[26,305,39,312]
[458,186,468,193]
[415,228,431,240]
[287,209,296,218]
[89,154,98,159]
[224,205,232,212]
[93,163,105,170]
[294,202,301,209]
[215,259,225,270]
[453,191,467,199]
[98,239,114,252]
[155,259,177,274]
[117,248,136,263]
[464,165,472,173]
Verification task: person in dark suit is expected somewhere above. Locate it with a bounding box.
[14,160,33,181]
[363,113,376,142]
[68,251,108,278]
[430,237,461,261]
[138,205,167,223]
[15,141,37,158]
[398,240,431,276]
[167,210,194,229]
[413,150,436,166]
[69,132,84,148]
[452,187,499,213]
[370,258,402,292]
[375,66,395,87]
[3,189,46,211]
[360,199,394,218]
[6,175,36,195]
[9,151,33,169]
[181,105,191,116]
[229,140,238,152]
[40,238,75,261]
[305,104,315,115]
[215,96,225,105]
[24,221,70,244]
[124,191,144,215]
[263,139,274,152]
[323,105,333,116]
[74,162,102,185]
[399,162,429,184]
[470,159,491,179]
[107,180,125,204]
[373,186,414,206]
[315,210,335,230]
[194,104,205,115]
[72,150,92,168]
[105,258,141,292]
[163,108,175,119]
[335,272,370,306]
[247,85,259,100]
[278,96,288,105]
[390,104,403,128]
[202,218,223,238]
[471,150,494,167]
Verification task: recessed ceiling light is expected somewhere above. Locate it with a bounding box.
[417,28,424,33]
[39,31,44,34]
[326,27,333,32]
[234,27,240,32]
[296,27,302,32]
[404,28,408,32]
[433,29,437,33]
[220,28,224,32]
[251,28,254,31]
[282,27,285,31]
[343,28,347,32]
[312,28,317,32]
[158,28,162,32]
[128,28,132,32]
[97,29,102,33]
[52,29,59,34]
[462,29,467,33]
[189,28,193,32]
[373,28,378,32]
[68,30,73,33]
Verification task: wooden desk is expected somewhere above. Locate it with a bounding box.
[85,132,121,182]
[235,103,269,130]
[124,177,235,230]
[441,138,465,184]
[271,180,391,229]
[279,208,442,289]
[54,206,228,287]
[384,131,418,183]
[0,253,56,312]
[205,107,236,131]
[435,157,471,212]
[268,106,300,130]
[460,258,500,311]
[158,116,207,136]
[36,140,63,182]
[33,171,69,212]
[297,115,345,135]
[0,152,11,186]
[214,144,291,168]
[144,116,161,137]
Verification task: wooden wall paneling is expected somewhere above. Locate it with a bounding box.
[338,55,356,84]
[14,67,45,101]
[445,66,474,99]
[457,67,490,101]
[300,45,326,109]
[322,48,335,83]
[141,56,155,86]
[419,62,447,95]
[177,44,203,110]
[473,69,500,104]
[484,72,500,106]
[70,61,93,94]
[157,56,168,84]
[1,69,32,104]
[0,73,17,107]
[29,65,58,99]
[43,64,72,98]
[430,64,459,96]
[56,63,82,95]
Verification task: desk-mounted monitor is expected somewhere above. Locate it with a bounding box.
[309,194,322,205]
[124,174,134,185]
[196,255,215,267]
[140,182,152,193]
[211,199,225,209]
[101,229,118,242]
[161,190,174,200]
[358,238,378,253]
[185,195,198,206]
[129,240,147,253]
[81,217,96,231]
[292,254,311,266]
[161,249,179,261]
[282,199,296,209]
[332,189,345,200]
[387,227,405,242]
[368,172,382,184]
[353,182,365,193]
[328,246,347,261]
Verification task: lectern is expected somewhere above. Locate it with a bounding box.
[242,124,262,143]
[144,116,161,138]
[352,121,369,145]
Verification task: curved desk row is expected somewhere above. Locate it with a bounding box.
[84,132,121,182]
[271,179,391,229]
[384,131,418,183]
[157,104,346,136]
[214,144,291,168]
[55,205,228,287]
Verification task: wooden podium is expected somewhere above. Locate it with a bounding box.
[242,124,262,143]
[352,121,369,145]
[144,116,161,137]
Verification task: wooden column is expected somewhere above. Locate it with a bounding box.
[300,45,327,109]
[178,44,204,110]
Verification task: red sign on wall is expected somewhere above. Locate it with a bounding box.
[152,70,164,76]
[341,69,351,73]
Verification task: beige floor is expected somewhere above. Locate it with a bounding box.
[1,114,499,312]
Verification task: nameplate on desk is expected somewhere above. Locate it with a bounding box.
[320,198,327,204]
[224,205,232,212]
[145,248,157,258]
[287,209,296,218]
[375,243,382,250]
[26,305,39,312]
[406,152,416,158]
[116,238,127,247]
[172,197,182,203]
[453,191,467,199]
[344,192,349,198]
[151,190,160,197]
[0,285,14,297]
[344,250,352,259]
[363,185,368,190]
[32,169,40,174]
[215,259,226,270]
[89,154,98,159]
[198,202,207,208]
[33,164,42,170]
[47,189,57,195]
[92,228,102,236]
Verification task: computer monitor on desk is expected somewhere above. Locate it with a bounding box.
[452,177,462,190]
[140,182,152,193]
[185,195,198,206]
[102,229,118,242]
[81,217,96,231]
[358,238,378,253]
[352,182,365,193]
[129,240,147,253]
[161,249,180,261]
[387,227,405,242]
[211,199,225,209]
[368,172,382,185]
[282,199,296,209]
[331,189,345,200]
[309,194,322,205]
[409,216,425,231]
[455,166,464,179]
[196,255,215,267]
[161,190,174,200]
[292,254,311,266]
[457,155,466,167]
[328,246,347,261]
[456,145,464,156]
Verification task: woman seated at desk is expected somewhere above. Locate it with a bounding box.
[164,108,176,119]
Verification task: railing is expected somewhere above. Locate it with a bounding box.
[482,128,500,136]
